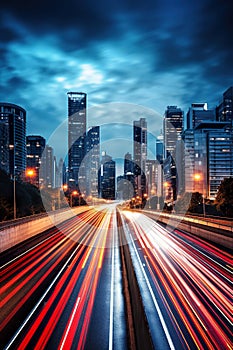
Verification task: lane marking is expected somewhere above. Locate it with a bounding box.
[0,233,58,270]
[108,211,116,350]
[4,244,81,350]
[59,296,81,350]
[125,223,175,350]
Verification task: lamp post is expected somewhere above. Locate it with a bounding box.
[194,173,205,217]
[13,175,16,220]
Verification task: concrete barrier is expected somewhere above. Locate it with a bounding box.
[154,214,233,249]
[0,208,86,253]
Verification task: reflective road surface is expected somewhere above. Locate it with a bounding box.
[0,205,232,349]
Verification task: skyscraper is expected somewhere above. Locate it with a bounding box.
[26,135,45,187]
[133,118,147,197]
[86,126,100,197]
[98,152,116,200]
[0,103,26,177]
[0,121,8,173]
[163,106,183,158]
[40,145,55,188]
[193,122,233,199]
[163,106,183,203]
[216,87,233,124]
[124,152,134,175]
[186,103,216,130]
[145,160,157,197]
[156,132,164,164]
[67,92,87,190]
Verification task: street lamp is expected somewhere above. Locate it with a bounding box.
[63,184,68,192]
[13,175,16,220]
[194,173,205,217]
[26,168,35,177]
[26,168,36,185]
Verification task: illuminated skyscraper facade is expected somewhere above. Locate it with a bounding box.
[67,92,87,190]
[163,106,183,158]
[0,103,26,177]
[86,126,100,197]
[133,118,147,197]
[163,106,183,202]
[26,135,45,187]
[216,86,233,125]
[98,152,116,200]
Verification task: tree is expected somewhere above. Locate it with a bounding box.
[0,170,45,221]
[215,178,233,217]
[175,192,202,214]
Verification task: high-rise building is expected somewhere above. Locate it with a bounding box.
[156,132,164,163]
[163,106,183,158]
[133,118,147,175]
[193,122,233,199]
[163,106,183,203]
[186,103,216,130]
[182,129,195,193]
[216,87,233,124]
[117,175,134,200]
[208,127,233,198]
[145,160,157,197]
[0,103,26,177]
[86,126,100,197]
[98,152,116,200]
[0,121,9,173]
[40,145,55,188]
[55,158,66,188]
[67,92,87,190]
[124,152,134,175]
[133,118,147,197]
[26,135,45,187]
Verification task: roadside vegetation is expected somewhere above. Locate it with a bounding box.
[0,170,45,221]
[174,178,233,217]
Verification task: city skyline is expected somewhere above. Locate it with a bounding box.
[1,0,233,141]
[1,85,232,199]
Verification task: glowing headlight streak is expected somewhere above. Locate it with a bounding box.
[0,208,106,335]
[12,207,113,349]
[122,210,232,350]
[58,209,114,350]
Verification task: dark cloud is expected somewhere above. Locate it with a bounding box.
[1,0,232,141]
[1,0,119,44]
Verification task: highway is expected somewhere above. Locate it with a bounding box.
[0,205,232,349]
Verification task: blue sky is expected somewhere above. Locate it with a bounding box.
[1,0,232,148]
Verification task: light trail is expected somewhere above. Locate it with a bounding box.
[1,206,232,350]
[1,207,111,348]
[121,215,175,350]
[122,210,233,350]
[108,210,117,350]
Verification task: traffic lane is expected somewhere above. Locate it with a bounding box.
[5,207,118,349]
[121,210,232,350]
[0,206,93,267]
[1,208,108,348]
[84,209,128,350]
[120,212,178,350]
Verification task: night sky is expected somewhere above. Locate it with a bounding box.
[1,0,233,145]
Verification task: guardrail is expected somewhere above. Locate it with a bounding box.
[130,209,232,249]
[143,210,233,233]
[0,207,88,253]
